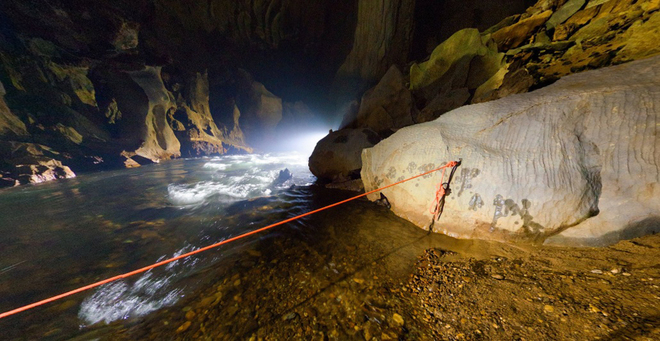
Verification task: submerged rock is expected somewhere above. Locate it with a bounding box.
[361,56,660,245]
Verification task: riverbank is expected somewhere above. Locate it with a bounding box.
[90,190,660,340]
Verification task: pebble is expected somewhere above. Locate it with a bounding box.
[392,313,404,325]
[353,278,365,284]
[610,268,620,274]
[544,305,554,313]
[283,312,298,321]
[176,321,191,333]
[590,269,603,274]
[622,272,631,276]
[185,310,195,320]
[491,274,504,280]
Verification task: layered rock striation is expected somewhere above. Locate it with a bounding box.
[361,57,660,246]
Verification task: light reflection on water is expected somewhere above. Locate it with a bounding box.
[0,153,315,338]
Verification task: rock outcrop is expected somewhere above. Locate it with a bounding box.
[127,67,181,162]
[169,71,249,157]
[0,142,75,187]
[0,81,27,137]
[409,28,505,122]
[236,76,284,150]
[361,57,660,246]
[309,128,381,183]
[347,65,415,136]
[412,0,660,121]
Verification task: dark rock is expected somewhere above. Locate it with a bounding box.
[352,65,414,135]
[309,128,380,183]
[271,168,293,188]
[0,141,75,187]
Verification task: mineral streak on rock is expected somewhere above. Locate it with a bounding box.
[362,56,660,245]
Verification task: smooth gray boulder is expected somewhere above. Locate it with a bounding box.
[361,56,660,246]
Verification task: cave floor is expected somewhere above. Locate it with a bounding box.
[79,193,659,341]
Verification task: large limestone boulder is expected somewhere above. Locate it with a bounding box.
[361,56,660,246]
[309,128,381,182]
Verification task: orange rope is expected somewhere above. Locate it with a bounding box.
[429,161,458,221]
[0,161,458,320]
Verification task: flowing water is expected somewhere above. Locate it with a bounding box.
[0,152,469,340]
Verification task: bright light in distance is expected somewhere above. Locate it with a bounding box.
[279,131,329,156]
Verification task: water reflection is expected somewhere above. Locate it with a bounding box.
[0,153,314,338]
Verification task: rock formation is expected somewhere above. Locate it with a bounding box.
[313,0,660,184]
[0,142,75,187]
[309,128,381,183]
[332,0,416,100]
[345,65,415,136]
[0,0,351,187]
[361,56,660,246]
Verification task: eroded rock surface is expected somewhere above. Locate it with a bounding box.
[362,57,660,245]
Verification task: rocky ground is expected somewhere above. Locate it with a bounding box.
[86,195,660,341]
[407,235,660,340]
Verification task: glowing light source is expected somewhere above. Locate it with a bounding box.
[268,130,330,156]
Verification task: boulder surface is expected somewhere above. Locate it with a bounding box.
[361,56,660,246]
[310,128,380,182]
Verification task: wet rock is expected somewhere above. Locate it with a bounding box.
[271,168,293,187]
[176,321,191,333]
[324,179,365,192]
[283,312,298,321]
[362,57,660,244]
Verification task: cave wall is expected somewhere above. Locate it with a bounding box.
[332,0,416,102]
[411,0,538,60]
[0,0,358,186]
